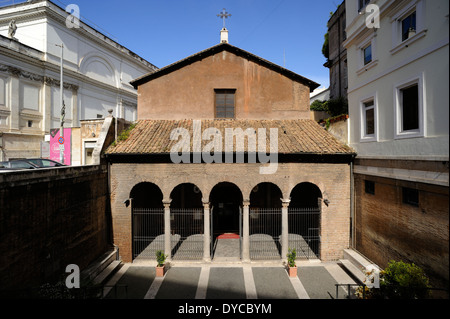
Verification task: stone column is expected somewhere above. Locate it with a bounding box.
[242,200,250,262]
[202,200,211,262]
[163,199,172,262]
[281,198,291,262]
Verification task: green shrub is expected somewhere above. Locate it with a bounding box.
[111,122,137,147]
[326,96,348,117]
[287,248,297,267]
[156,250,167,267]
[310,100,328,112]
[358,260,431,299]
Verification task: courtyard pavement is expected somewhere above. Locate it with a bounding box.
[102,260,357,300]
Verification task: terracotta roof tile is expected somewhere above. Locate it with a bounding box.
[105,119,355,155]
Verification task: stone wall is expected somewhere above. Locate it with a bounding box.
[0,165,112,292]
[354,172,449,288]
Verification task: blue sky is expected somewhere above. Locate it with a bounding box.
[6,0,343,88]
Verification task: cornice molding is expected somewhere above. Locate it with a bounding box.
[0,63,79,91]
[0,2,157,71]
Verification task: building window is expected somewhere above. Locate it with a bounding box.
[360,94,377,142]
[363,44,372,65]
[356,34,377,75]
[358,0,371,12]
[0,77,5,106]
[401,84,419,131]
[390,1,425,54]
[395,75,424,139]
[402,187,419,207]
[363,100,375,135]
[401,11,416,42]
[365,180,375,195]
[215,89,235,119]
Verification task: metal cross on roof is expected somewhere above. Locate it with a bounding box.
[217,8,231,28]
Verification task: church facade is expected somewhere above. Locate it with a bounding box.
[105,42,355,264]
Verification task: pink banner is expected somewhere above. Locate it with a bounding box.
[50,128,71,165]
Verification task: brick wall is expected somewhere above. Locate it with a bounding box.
[0,165,112,292]
[109,162,351,263]
[354,173,449,288]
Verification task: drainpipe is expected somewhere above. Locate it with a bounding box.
[350,156,355,248]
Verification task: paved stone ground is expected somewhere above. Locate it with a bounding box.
[103,261,355,299]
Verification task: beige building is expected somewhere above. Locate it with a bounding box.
[344,0,449,287]
[105,41,355,264]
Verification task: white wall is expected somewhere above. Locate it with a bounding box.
[345,0,449,158]
[0,0,156,127]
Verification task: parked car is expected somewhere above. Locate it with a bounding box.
[24,158,66,168]
[0,158,66,171]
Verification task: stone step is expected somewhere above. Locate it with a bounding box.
[81,248,119,285]
[93,260,122,286]
[338,259,366,284]
[343,248,377,270]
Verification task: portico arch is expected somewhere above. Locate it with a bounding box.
[129,182,164,261]
[169,183,204,260]
[209,182,243,240]
[248,182,283,260]
[288,182,322,259]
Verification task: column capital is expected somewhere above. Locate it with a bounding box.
[162,199,172,208]
[281,198,291,208]
[242,200,250,207]
[202,201,210,209]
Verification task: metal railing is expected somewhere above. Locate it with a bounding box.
[132,208,164,260]
[288,207,321,259]
[170,208,204,260]
[249,208,282,260]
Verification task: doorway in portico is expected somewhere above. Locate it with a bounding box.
[209,182,243,259]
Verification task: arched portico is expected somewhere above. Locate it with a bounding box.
[130,182,164,261]
[169,183,204,260]
[209,182,243,260]
[247,183,284,260]
[288,182,323,259]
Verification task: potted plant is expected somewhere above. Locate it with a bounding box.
[286,248,297,277]
[155,250,168,277]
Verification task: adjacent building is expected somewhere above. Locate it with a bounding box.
[344,0,449,286]
[324,0,348,100]
[0,0,157,161]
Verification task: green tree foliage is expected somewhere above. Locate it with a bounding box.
[322,32,329,60]
[310,100,328,112]
[358,260,432,299]
[325,96,348,117]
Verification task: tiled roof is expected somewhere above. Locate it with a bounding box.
[105,119,355,155]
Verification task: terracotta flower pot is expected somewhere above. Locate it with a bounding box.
[288,266,297,277]
[156,265,166,277]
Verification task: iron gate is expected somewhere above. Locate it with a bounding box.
[132,208,165,260]
[249,208,282,260]
[288,207,321,259]
[170,208,204,260]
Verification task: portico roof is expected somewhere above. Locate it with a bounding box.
[105,119,355,156]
